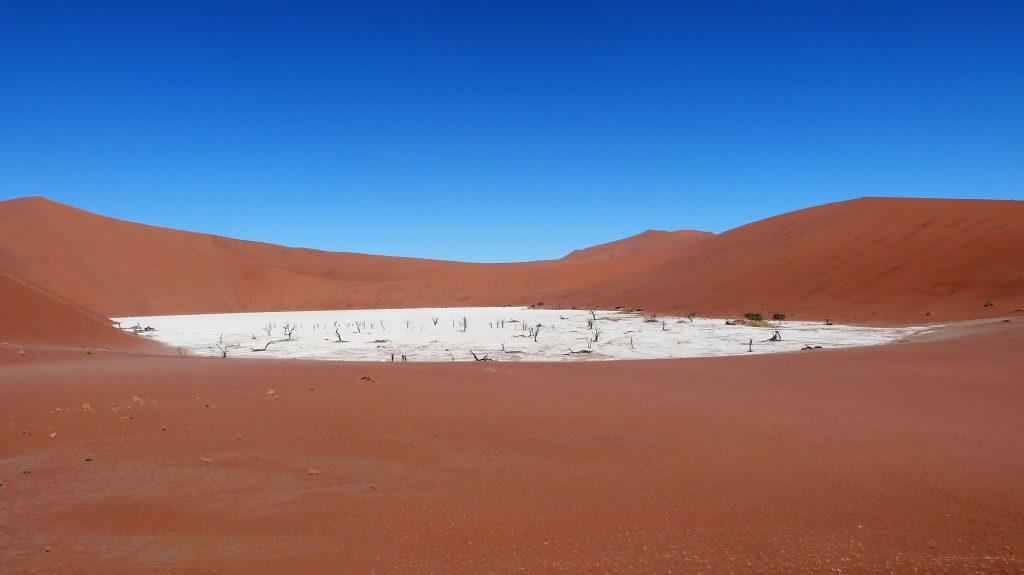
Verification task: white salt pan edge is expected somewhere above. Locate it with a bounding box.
[114,307,929,362]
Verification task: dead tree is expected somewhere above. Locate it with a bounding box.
[282,323,297,340]
[214,334,237,358]
[660,319,668,331]
[591,327,602,342]
[262,323,275,336]
[459,317,468,332]
[251,339,282,352]
[767,331,782,342]
[431,316,439,326]
[470,350,492,361]
[334,326,345,342]
[686,312,697,322]
[589,309,597,321]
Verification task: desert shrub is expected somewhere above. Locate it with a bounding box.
[771,313,786,321]
[744,312,763,322]
[983,299,996,307]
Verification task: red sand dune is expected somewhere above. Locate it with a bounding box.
[0,271,158,352]
[2,318,1022,573]
[1,196,1022,323]
[588,197,1024,322]
[560,228,713,263]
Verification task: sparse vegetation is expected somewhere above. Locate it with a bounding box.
[744,312,763,322]
[984,299,996,307]
[771,313,786,322]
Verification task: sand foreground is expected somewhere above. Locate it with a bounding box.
[2,318,1022,574]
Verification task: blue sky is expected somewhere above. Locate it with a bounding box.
[2,1,1021,261]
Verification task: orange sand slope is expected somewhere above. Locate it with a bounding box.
[0,271,158,352]
[1,195,1022,323]
[560,228,713,263]
[2,318,1022,573]
[594,197,1024,321]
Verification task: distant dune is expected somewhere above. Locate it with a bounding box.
[0,196,1021,337]
[561,229,713,263]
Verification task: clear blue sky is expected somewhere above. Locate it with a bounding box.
[2,1,1021,261]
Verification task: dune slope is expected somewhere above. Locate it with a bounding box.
[582,197,1024,322]
[561,229,712,263]
[0,271,157,351]
[1,195,1022,323]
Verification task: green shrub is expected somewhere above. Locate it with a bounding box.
[984,299,996,308]
[744,312,763,322]
[771,313,786,321]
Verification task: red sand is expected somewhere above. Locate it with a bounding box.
[560,229,713,263]
[2,196,1022,322]
[592,197,1024,322]
[0,271,158,352]
[2,319,1022,573]
[2,195,1023,573]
